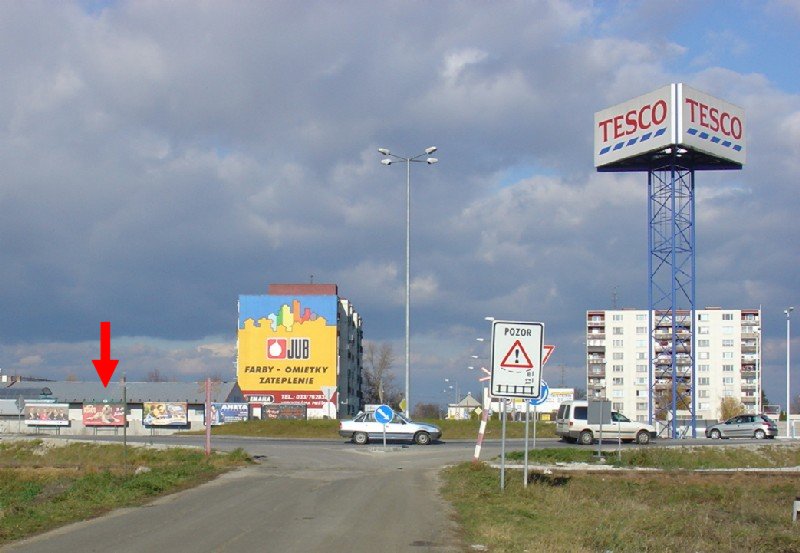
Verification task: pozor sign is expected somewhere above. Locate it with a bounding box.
[490,320,544,398]
[594,83,745,169]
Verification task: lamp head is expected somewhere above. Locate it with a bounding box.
[425,146,437,154]
[381,159,392,165]
[378,148,390,156]
[426,157,438,165]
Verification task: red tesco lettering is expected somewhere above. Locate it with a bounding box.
[684,97,742,139]
[598,99,668,143]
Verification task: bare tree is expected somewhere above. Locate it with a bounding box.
[146,368,168,382]
[363,342,401,406]
[412,403,441,420]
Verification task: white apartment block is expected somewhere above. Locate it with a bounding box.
[586,308,761,423]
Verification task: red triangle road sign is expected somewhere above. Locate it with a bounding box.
[500,340,534,369]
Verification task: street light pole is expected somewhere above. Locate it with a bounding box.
[379,146,439,418]
[787,307,794,438]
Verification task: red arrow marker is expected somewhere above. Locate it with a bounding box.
[92,321,119,387]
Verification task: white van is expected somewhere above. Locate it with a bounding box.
[556,400,656,445]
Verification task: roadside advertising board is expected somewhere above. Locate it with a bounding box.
[24,403,70,426]
[82,403,125,426]
[262,403,307,420]
[210,403,249,425]
[594,83,745,169]
[142,402,188,426]
[490,320,544,398]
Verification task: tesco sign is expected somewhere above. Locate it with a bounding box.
[594,83,745,169]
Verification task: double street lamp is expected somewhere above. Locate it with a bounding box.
[378,146,439,417]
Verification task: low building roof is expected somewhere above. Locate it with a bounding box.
[0,381,243,404]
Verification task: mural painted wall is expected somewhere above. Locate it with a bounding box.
[237,295,338,410]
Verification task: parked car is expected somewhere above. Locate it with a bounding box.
[705,414,778,439]
[339,410,442,445]
[556,400,656,445]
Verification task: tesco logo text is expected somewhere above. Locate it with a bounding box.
[684,97,742,139]
[597,99,668,143]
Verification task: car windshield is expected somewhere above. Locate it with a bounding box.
[611,412,630,423]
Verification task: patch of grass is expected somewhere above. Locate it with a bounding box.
[0,441,251,544]
[444,446,800,552]
[184,417,557,440]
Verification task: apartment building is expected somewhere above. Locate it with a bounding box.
[586,308,761,423]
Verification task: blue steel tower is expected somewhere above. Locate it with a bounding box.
[595,84,745,439]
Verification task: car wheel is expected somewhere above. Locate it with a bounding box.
[353,432,369,445]
[414,431,431,445]
[635,430,651,445]
[579,430,594,445]
[754,429,766,440]
[709,429,721,439]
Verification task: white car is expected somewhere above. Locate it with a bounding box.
[556,400,656,445]
[339,410,442,445]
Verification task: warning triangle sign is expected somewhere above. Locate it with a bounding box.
[500,340,534,369]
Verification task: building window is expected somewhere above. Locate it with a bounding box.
[698,402,709,410]
[636,364,648,372]
[613,365,624,372]
[636,314,647,321]
[698,340,710,347]
[613,352,624,360]
[698,390,709,398]
[636,339,647,348]
[698,313,709,321]
[722,313,734,320]
[722,339,734,347]
[723,326,734,334]
[723,377,734,385]
[613,327,623,335]
[612,378,624,385]
[636,377,647,385]
[698,364,710,372]
[636,326,647,334]
[612,340,624,347]
[698,326,709,335]
[612,314,623,321]
[612,390,624,398]
[722,352,734,359]
[613,402,624,411]
[698,377,710,386]
[723,365,734,372]
[698,352,709,360]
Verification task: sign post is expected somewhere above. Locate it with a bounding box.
[374,404,394,449]
[525,381,550,488]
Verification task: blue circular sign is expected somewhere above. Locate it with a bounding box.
[374,404,394,424]
[529,381,549,406]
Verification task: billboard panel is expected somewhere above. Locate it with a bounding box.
[678,84,745,166]
[237,295,338,410]
[594,84,674,168]
[142,402,188,426]
[262,404,307,420]
[24,403,70,426]
[210,403,249,425]
[82,403,126,426]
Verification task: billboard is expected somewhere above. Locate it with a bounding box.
[237,295,338,410]
[82,403,126,426]
[24,403,70,426]
[210,403,249,425]
[262,404,307,420]
[595,83,745,169]
[594,84,674,168]
[678,84,745,166]
[142,402,188,426]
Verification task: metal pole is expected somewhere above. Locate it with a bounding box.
[205,377,212,456]
[500,399,506,491]
[757,306,762,415]
[788,308,794,438]
[524,401,529,488]
[533,405,537,450]
[122,372,127,467]
[405,157,411,418]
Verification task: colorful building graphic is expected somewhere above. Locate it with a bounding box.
[237,295,339,413]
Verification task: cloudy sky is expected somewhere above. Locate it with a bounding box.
[1,1,798,409]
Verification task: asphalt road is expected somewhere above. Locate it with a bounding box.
[3,434,783,552]
[3,438,481,553]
